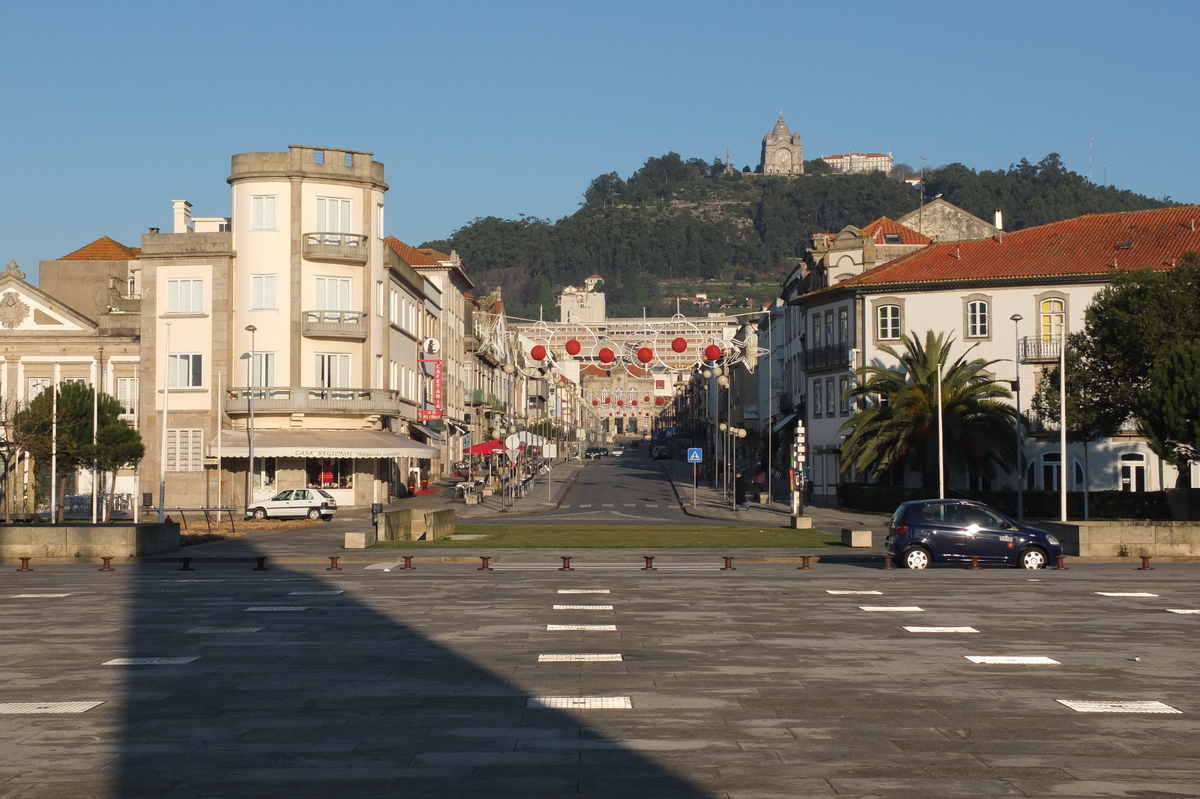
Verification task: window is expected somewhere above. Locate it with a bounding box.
[251,275,276,310]
[251,196,276,230]
[315,197,351,237]
[877,304,901,340]
[838,307,849,345]
[920,503,959,524]
[307,458,353,490]
[315,276,351,321]
[839,376,850,415]
[1040,298,1065,341]
[27,377,50,401]
[966,300,989,338]
[313,149,324,164]
[389,360,398,391]
[812,378,823,417]
[1033,452,1083,491]
[166,428,204,472]
[250,352,275,387]
[315,353,351,389]
[883,233,902,244]
[344,152,354,167]
[165,278,203,314]
[824,312,834,347]
[168,353,203,388]
[62,377,87,385]
[826,378,835,419]
[1120,453,1146,492]
[375,281,384,317]
[811,315,822,348]
[390,289,400,325]
[117,377,138,416]
[377,204,384,238]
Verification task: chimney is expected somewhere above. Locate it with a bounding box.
[993,209,1004,230]
[172,199,193,233]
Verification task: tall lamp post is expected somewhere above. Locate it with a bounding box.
[91,345,103,523]
[1010,314,1023,521]
[245,325,257,507]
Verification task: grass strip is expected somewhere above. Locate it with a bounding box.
[371,524,844,549]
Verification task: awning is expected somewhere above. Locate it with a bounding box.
[772,412,799,433]
[208,430,440,458]
[408,422,445,444]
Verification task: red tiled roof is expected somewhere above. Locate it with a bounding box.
[384,236,440,266]
[60,236,137,261]
[860,217,932,246]
[830,206,1200,291]
[417,247,451,262]
[580,364,611,377]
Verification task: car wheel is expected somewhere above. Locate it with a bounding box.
[902,547,931,570]
[252,508,267,520]
[307,508,322,520]
[1017,547,1047,569]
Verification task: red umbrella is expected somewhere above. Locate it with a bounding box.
[465,439,507,455]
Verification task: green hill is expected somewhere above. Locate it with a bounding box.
[423,152,1172,320]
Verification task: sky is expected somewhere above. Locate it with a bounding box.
[3,0,1198,286]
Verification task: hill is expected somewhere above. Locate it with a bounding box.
[422,153,1173,320]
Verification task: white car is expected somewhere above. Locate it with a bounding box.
[610,445,626,457]
[248,488,338,520]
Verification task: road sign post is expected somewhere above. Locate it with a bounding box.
[687,448,703,508]
[792,423,806,517]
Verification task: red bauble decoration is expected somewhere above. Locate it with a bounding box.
[617,400,624,406]
[671,337,687,353]
[705,344,722,361]
[637,346,653,363]
[599,347,615,363]
[592,400,598,406]
[604,397,611,403]
[631,400,638,406]
[644,396,650,402]
[530,344,546,361]
[655,397,664,405]
[565,339,581,355]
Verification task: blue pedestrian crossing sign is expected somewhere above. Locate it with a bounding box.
[687,448,703,463]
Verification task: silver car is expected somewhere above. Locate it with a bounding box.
[248,488,338,520]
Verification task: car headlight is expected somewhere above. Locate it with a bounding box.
[1045,535,1060,547]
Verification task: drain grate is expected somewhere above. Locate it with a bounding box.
[1058,700,1181,713]
[0,701,104,714]
[547,624,617,631]
[528,696,631,709]
[967,656,1059,665]
[538,654,623,662]
[904,626,979,633]
[553,604,614,610]
[103,657,199,666]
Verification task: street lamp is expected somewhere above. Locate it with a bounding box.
[1010,313,1023,521]
[245,325,257,507]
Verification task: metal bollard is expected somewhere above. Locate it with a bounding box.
[968,555,981,570]
[478,556,493,571]
[642,556,656,571]
[253,556,269,571]
[17,557,31,572]
[882,555,894,570]
[401,556,415,570]
[179,557,194,572]
[99,557,114,572]
[1138,555,1154,571]
[721,556,736,571]
[1054,555,1068,570]
[327,557,341,571]
[798,555,811,570]
[559,556,574,571]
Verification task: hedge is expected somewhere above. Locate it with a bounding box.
[836,483,1172,520]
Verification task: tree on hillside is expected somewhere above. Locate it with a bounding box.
[839,331,1017,490]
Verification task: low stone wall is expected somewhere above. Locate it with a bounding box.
[378,509,415,541]
[0,523,180,558]
[425,510,455,541]
[372,507,456,542]
[1043,520,1200,558]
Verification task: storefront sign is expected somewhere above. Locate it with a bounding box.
[418,358,443,420]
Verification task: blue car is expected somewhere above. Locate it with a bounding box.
[885,499,1063,570]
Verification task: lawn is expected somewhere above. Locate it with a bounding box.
[371,524,844,549]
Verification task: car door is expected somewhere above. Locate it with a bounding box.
[289,489,312,517]
[915,502,964,561]
[960,504,1019,562]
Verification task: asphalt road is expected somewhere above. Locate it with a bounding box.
[2,558,1198,797]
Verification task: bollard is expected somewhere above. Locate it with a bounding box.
[1054,555,1068,570]
[559,556,574,572]
[327,557,341,571]
[17,557,31,572]
[1138,555,1154,571]
[721,556,736,571]
[99,557,114,572]
[968,555,981,570]
[642,556,656,571]
[798,555,811,570]
[401,556,415,570]
[179,557,194,572]
[882,555,894,570]
[478,556,493,571]
[253,556,269,571]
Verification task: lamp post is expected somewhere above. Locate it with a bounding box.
[158,323,171,523]
[92,345,103,523]
[245,325,257,508]
[1010,313,1024,521]
[1059,318,1068,522]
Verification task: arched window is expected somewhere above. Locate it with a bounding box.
[967,300,989,338]
[1119,452,1146,492]
[877,304,901,340]
[1027,451,1083,490]
[1040,298,1065,342]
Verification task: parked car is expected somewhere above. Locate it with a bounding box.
[584,446,605,459]
[650,445,670,460]
[611,445,626,457]
[247,488,338,520]
[885,499,1062,569]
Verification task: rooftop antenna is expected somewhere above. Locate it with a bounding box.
[1089,136,1094,183]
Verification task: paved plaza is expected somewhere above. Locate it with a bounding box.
[1,556,1198,798]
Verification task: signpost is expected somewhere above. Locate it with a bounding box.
[792,423,806,517]
[687,448,703,508]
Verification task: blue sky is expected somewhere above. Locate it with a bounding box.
[4,0,1197,285]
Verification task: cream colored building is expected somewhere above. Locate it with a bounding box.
[760,113,804,176]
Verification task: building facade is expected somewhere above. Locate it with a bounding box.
[760,113,804,176]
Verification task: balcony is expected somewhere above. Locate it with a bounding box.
[302,232,368,264]
[302,310,367,341]
[465,389,506,411]
[801,343,856,372]
[225,387,400,416]
[1018,336,1063,363]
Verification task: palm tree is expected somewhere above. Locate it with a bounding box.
[839,331,1017,490]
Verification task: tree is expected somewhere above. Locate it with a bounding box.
[1134,341,1200,486]
[81,422,145,521]
[0,393,52,523]
[839,331,1018,490]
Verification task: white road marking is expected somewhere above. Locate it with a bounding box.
[553,604,614,610]
[905,626,979,633]
[529,696,631,709]
[103,657,200,666]
[860,606,924,612]
[0,702,104,714]
[547,624,617,631]
[967,656,1059,665]
[1058,700,1181,713]
[538,654,623,662]
[1095,592,1159,597]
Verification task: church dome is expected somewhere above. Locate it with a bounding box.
[772,113,790,136]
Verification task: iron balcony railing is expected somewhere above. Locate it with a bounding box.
[302,232,368,264]
[1018,336,1063,363]
[301,310,367,340]
[225,387,400,416]
[801,343,856,372]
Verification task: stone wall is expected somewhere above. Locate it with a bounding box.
[0,523,180,558]
[1043,520,1200,558]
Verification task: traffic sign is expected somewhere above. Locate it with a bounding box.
[687,448,703,463]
